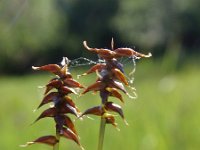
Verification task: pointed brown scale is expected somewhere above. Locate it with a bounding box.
[108,80,127,94]
[59,86,77,95]
[112,68,128,85]
[103,114,118,128]
[106,87,124,103]
[81,63,106,76]
[64,96,80,113]
[62,115,78,136]
[59,103,79,117]
[46,79,62,89]
[109,80,135,99]
[96,49,116,60]
[32,64,61,75]
[44,79,62,94]
[63,78,84,88]
[114,48,152,58]
[64,73,73,79]
[54,115,78,136]
[83,41,116,59]
[83,41,102,53]
[34,108,57,123]
[60,65,68,76]
[44,86,53,95]
[21,135,58,147]
[105,102,125,120]
[37,92,60,109]
[60,65,74,79]
[62,127,83,149]
[82,81,106,94]
[80,106,104,117]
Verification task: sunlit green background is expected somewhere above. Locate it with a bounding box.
[0,0,200,150]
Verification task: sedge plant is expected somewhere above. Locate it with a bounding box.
[22,57,84,150]
[80,39,151,150]
[22,39,151,150]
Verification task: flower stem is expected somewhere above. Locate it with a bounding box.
[53,133,60,150]
[98,117,106,150]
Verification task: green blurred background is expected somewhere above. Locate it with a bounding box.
[0,0,200,150]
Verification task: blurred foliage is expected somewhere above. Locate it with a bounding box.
[0,61,200,150]
[0,0,64,73]
[0,0,200,74]
[113,0,200,53]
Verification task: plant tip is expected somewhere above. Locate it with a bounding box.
[20,142,34,147]
[124,119,129,126]
[80,145,85,150]
[148,53,152,57]
[32,66,39,70]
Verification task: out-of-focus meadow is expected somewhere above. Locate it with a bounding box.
[1,61,200,150]
[0,0,200,150]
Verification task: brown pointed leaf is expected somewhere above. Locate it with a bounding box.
[62,127,81,147]
[83,41,115,59]
[34,108,57,123]
[96,49,116,59]
[112,68,128,85]
[106,87,124,103]
[114,48,152,58]
[32,64,61,75]
[81,106,104,117]
[81,63,106,76]
[44,86,54,95]
[44,79,63,94]
[47,79,62,89]
[21,135,58,147]
[82,81,106,94]
[105,102,125,119]
[32,135,57,146]
[37,92,59,109]
[55,115,78,136]
[59,104,79,117]
[59,86,77,95]
[63,96,76,108]
[63,116,77,136]
[60,65,68,75]
[62,72,73,79]
[103,114,118,128]
[64,96,80,113]
[63,78,84,88]
[83,41,101,52]
[108,80,127,94]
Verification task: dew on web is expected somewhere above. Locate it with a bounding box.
[119,56,138,99]
[69,57,98,68]
[69,57,105,79]
[97,58,105,64]
[66,56,138,99]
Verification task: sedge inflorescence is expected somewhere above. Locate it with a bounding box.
[80,39,151,129]
[22,57,84,150]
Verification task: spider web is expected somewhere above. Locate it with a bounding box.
[67,56,138,99]
[68,57,98,68]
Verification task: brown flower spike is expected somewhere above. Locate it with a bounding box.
[22,57,84,150]
[81,39,151,142]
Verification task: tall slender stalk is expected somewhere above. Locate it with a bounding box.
[53,134,60,150]
[98,118,106,150]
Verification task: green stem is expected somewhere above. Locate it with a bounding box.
[53,133,60,150]
[98,117,106,150]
